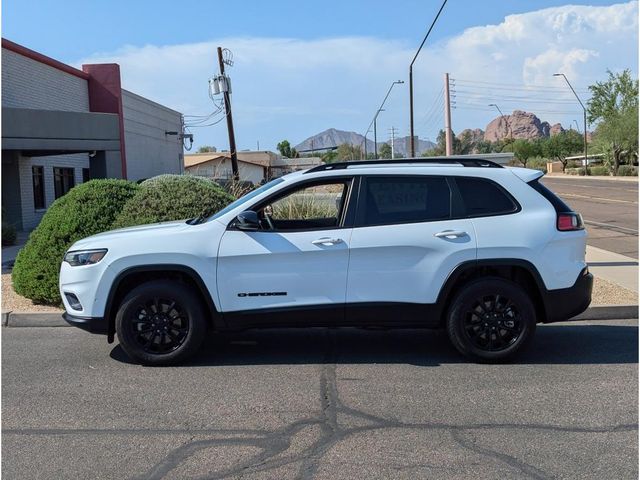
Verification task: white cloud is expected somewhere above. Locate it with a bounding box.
[75,1,638,150]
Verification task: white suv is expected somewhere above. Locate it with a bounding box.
[60,158,592,365]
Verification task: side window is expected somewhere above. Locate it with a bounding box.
[360,176,451,226]
[455,177,518,217]
[260,181,348,231]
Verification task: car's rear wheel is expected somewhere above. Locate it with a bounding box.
[116,280,207,365]
[446,277,536,362]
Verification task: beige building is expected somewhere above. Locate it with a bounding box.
[184,152,267,184]
[184,151,323,184]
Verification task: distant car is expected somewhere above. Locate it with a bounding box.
[59,158,592,365]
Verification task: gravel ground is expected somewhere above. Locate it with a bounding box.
[1,274,62,313]
[591,276,638,305]
[1,273,636,314]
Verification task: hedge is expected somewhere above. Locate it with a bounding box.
[112,174,234,229]
[12,180,139,304]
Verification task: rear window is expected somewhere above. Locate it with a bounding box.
[527,179,572,213]
[455,177,518,217]
[359,176,451,226]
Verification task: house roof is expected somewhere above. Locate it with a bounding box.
[184,152,266,168]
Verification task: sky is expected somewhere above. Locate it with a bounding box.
[2,0,638,152]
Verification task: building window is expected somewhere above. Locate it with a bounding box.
[53,167,75,199]
[82,168,91,183]
[32,166,45,210]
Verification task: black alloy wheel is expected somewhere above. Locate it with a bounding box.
[116,280,207,365]
[128,297,189,354]
[446,277,536,362]
[462,294,523,352]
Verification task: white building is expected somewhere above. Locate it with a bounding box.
[1,38,185,231]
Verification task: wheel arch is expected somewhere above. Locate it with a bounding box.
[436,259,548,325]
[104,264,222,343]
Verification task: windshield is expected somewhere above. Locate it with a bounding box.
[208,177,285,221]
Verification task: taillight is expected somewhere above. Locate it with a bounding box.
[557,212,584,231]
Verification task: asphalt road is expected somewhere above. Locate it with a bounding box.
[542,177,638,258]
[3,322,637,479]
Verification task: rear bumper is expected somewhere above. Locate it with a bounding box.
[542,269,593,323]
[62,312,108,335]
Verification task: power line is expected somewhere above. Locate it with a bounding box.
[451,78,590,92]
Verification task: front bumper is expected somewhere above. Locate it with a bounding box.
[542,268,593,323]
[62,312,108,335]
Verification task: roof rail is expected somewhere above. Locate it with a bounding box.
[304,157,504,174]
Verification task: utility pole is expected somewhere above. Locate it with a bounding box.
[389,127,398,159]
[408,0,448,158]
[217,47,239,180]
[444,73,453,156]
[554,73,588,175]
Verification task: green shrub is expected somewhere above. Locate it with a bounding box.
[12,180,139,304]
[617,165,638,176]
[2,222,17,246]
[112,174,234,229]
[588,166,610,176]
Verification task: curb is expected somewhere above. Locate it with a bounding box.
[3,311,67,327]
[572,305,638,321]
[1,305,637,328]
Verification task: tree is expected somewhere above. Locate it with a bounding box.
[512,139,538,168]
[378,143,392,159]
[197,145,217,153]
[277,140,298,158]
[321,150,338,164]
[543,130,583,172]
[588,69,639,175]
[335,143,362,161]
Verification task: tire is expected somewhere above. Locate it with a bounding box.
[116,280,207,365]
[446,277,536,362]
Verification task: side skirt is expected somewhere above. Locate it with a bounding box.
[221,302,441,331]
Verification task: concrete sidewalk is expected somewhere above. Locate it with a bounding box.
[587,245,638,293]
[1,231,29,273]
[545,174,638,183]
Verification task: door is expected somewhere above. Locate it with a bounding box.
[217,178,355,322]
[346,175,477,317]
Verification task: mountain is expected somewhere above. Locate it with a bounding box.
[295,128,435,157]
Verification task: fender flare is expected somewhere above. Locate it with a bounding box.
[104,264,221,342]
[435,258,548,322]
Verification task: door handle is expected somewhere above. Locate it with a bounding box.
[434,230,467,238]
[312,237,343,245]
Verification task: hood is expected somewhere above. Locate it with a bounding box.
[70,220,191,249]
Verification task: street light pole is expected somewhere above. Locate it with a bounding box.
[554,73,588,175]
[488,103,511,142]
[573,119,580,132]
[373,108,385,159]
[364,80,404,160]
[408,0,448,158]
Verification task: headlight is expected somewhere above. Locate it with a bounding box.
[63,249,108,266]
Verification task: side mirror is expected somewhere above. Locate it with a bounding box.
[236,210,260,231]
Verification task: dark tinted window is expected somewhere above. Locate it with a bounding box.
[53,167,75,199]
[361,176,451,226]
[528,179,572,213]
[455,177,517,217]
[32,166,45,209]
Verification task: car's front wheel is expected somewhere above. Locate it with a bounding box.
[446,277,536,362]
[116,280,207,365]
